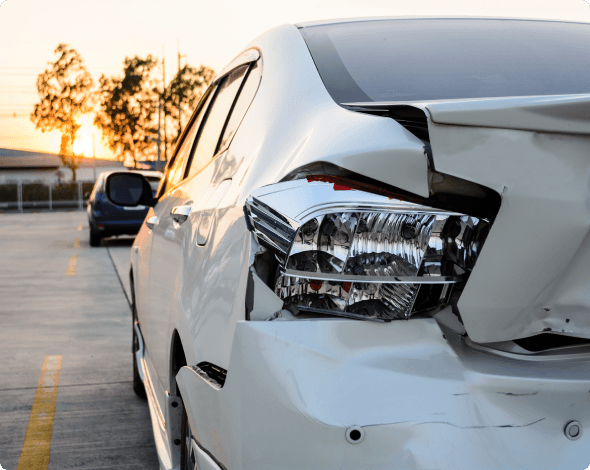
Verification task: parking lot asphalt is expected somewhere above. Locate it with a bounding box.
[0,211,158,469]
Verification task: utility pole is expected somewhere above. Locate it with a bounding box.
[162,51,168,163]
[92,133,96,181]
[177,41,186,138]
[157,99,162,167]
[147,101,162,168]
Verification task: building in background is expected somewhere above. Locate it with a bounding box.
[0,148,126,184]
[135,160,167,172]
[0,148,129,212]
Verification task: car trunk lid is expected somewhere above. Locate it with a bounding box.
[346,94,590,343]
[427,94,590,343]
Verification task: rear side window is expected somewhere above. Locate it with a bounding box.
[159,87,215,195]
[218,61,261,151]
[186,64,249,179]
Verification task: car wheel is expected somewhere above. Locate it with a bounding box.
[89,227,102,247]
[180,400,198,470]
[132,302,147,399]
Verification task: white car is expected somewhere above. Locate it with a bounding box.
[104,18,590,470]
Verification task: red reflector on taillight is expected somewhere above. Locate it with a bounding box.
[310,280,323,291]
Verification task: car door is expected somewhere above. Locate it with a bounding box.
[141,87,215,408]
[146,63,252,409]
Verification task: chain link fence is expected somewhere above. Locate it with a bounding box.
[0,181,95,212]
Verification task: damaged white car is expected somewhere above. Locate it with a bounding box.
[105,17,590,470]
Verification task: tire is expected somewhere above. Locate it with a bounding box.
[132,328,147,399]
[180,400,197,470]
[89,227,102,247]
[132,299,147,399]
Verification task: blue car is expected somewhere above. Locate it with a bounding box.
[87,170,162,246]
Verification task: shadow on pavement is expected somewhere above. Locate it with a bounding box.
[101,237,135,247]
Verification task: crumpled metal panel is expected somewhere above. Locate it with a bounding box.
[425,96,590,343]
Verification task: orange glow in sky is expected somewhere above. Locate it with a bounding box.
[1,0,589,158]
[72,121,95,157]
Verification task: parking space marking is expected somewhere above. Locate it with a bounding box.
[73,238,80,248]
[66,255,78,276]
[16,355,62,470]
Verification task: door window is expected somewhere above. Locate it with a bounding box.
[159,87,215,195]
[218,61,261,151]
[186,64,249,179]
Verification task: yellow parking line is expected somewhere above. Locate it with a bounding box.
[73,238,80,249]
[66,255,78,276]
[17,355,63,470]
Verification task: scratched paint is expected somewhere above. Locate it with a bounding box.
[17,355,62,470]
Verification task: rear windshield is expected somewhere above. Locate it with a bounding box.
[299,19,590,103]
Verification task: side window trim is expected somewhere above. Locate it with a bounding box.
[215,59,262,159]
[181,83,224,180]
[214,63,253,157]
[181,51,262,181]
[213,48,260,83]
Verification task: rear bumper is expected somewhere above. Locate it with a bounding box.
[90,217,144,235]
[177,319,590,470]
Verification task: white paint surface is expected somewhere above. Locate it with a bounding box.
[128,19,590,470]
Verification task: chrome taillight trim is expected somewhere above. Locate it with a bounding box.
[245,177,489,320]
[297,202,462,223]
[281,269,461,284]
[245,198,297,258]
[248,179,464,226]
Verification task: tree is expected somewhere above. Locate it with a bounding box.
[31,44,93,182]
[163,64,214,158]
[94,56,159,167]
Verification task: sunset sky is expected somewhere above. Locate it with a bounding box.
[1,0,589,159]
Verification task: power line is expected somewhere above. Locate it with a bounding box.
[0,65,123,69]
[0,66,47,69]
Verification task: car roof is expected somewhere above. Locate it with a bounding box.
[295,16,590,29]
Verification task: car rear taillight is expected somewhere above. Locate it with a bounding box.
[245,177,490,321]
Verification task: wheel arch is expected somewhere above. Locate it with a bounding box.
[129,268,135,306]
[170,329,187,397]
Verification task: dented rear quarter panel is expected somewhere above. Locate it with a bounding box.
[178,319,590,470]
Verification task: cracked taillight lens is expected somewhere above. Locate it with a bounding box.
[245,177,489,321]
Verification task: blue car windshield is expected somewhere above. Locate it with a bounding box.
[299,19,590,103]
